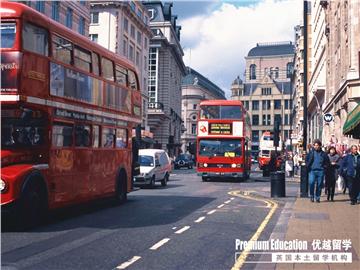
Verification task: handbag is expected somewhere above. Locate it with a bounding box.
[337,175,344,191]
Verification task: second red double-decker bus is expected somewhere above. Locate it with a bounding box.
[1,2,142,228]
[196,100,251,181]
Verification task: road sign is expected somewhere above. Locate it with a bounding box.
[323,113,334,123]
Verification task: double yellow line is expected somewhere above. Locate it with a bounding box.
[229,190,278,270]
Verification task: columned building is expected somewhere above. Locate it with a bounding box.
[181,67,226,154]
[143,1,186,157]
[89,1,152,130]
[17,1,90,36]
[231,42,295,156]
[322,0,360,146]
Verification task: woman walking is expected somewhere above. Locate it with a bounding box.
[326,146,340,201]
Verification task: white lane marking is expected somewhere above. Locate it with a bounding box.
[217,204,225,208]
[149,238,171,250]
[175,226,190,234]
[224,200,231,204]
[116,256,141,269]
[172,227,177,230]
[194,216,206,223]
[230,197,235,200]
[207,209,217,215]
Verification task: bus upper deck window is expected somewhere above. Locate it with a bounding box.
[22,22,48,56]
[1,23,16,48]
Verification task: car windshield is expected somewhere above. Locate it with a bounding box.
[139,155,154,166]
[176,154,189,161]
[1,22,16,48]
[199,139,242,157]
[1,108,46,149]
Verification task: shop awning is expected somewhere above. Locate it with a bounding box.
[343,104,360,138]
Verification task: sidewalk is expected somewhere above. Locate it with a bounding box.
[276,193,360,270]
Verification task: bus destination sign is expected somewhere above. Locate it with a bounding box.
[209,123,232,135]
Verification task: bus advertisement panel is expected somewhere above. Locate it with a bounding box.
[196,100,252,182]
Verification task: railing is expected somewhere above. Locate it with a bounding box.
[148,102,164,110]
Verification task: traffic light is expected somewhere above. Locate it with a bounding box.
[273,121,280,147]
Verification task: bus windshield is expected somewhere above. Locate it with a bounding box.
[199,139,242,157]
[1,109,46,149]
[200,105,242,119]
[1,22,16,48]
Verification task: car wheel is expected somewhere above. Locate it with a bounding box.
[161,173,169,186]
[202,176,208,182]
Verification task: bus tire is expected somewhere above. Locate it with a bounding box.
[161,173,169,187]
[18,175,48,230]
[115,170,127,204]
[202,176,208,182]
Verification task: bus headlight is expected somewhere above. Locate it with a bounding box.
[231,163,237,168]
[0,179,6,192]
[203,163,208,168]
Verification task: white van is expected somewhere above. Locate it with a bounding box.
[134,149,172,187]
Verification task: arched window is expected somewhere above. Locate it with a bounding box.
[286,63,294,78]
[249,64,256,80]
[275,67,279,79]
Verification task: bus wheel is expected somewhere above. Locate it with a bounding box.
[19,178,47,230]
[161,173,169,187]
[116,171,127,204]
[202,176,208,182]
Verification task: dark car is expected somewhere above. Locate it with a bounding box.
[174,154,194,169]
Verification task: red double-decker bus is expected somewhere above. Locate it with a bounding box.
[0,2,142,227]
[196,100,251,182]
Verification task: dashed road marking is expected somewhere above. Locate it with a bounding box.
[224,200,231,204]
[217,204,225,208]
[149,238,171,250]
[115,256,141,269]
[194,216,206,223]
[207,209,216,215]
[172,227,177,230]
[230,197,235,200]
[229,190,278,270]
[175,226,190,234]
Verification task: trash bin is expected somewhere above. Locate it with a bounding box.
[270,171,285,197]
[300,165,308,198]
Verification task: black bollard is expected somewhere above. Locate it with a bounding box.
[270,171,286,197]
[300,165,308,197]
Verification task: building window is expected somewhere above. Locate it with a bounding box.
[80,0,86,5]
[284,130,289,140]
[90,12,99,24]
[261,88,271,95]
[136,51,140,66]
[252,115,259,126]
[148,9,155,20]
[123,37,128,57]
[267,115,271,126]
[274,67,279,79]
[286,62,294,78]
[129,43,134,61]
[274,100,281,110]
[249,64,256,80]
[78,17,85,35]
[124,18,128,33]
[136,9,143,20]
[137,31,142,45]
[144,56,147,71]
[262,115,267,126]
[35,1,45,13]
[274,114,282,125]
[285,114,289,125]
[244,101,249,110]
[130,25,135,39]
[252,100,259,110]
[51,1,60,22]
[144,37,148,49]
[148,47,158,103]
[191,124,197,135]
[89,34,98,43]
[252,130,259,142]
[193,104,197,110]
[66,8,73,29]
[262,100,271,110]
[130,1,136,12]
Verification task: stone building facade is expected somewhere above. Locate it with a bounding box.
[321,0,360,146]
[181,67,226,154]
[89,1,152,130]
[231,42,295,156]
[143,1,186,157]
[19,1,90,36]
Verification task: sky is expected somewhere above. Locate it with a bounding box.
[172,0,303,98]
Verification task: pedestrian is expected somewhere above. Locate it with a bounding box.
[285,155,293,177]
[305,139,330,203]
[325,146,340,201]
[340,145,360,205]
[341,148,351,194]
[293,152,299,176]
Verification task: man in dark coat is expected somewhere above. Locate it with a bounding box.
[340,145,360,205]
[305,139,330,203]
